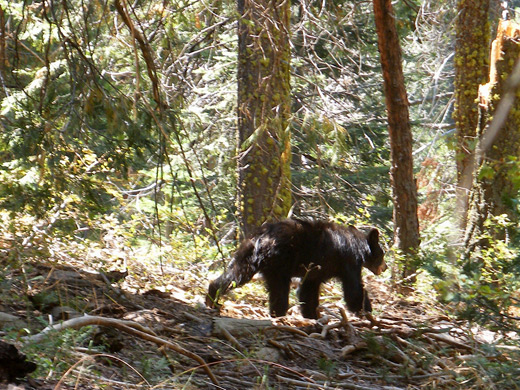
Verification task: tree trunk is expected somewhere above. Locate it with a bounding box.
[453,0,490,231]
[464,20,520,250]
[372,0,420,279]
[0,6,5,75]
[236,0,292,238]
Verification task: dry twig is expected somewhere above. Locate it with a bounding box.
[22,315,219,385]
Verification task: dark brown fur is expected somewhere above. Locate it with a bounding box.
[207,219,386,319]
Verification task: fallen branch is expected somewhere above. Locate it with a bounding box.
[266,325,309,337]
[23,315,154,342]
[340,341,367,358]
[424,332,475,352]
[393,334,446,369]
[309,321,343,339]
[219,325,245,350]
[364,311,382,327]
[22,315,219,385]
[276,373,403,390]
[212,317,272,337]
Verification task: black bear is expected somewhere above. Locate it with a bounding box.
[207,219,386,319]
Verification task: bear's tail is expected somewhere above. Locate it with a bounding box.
[206,239,259,308]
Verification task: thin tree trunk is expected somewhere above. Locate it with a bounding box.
[372,0,420,279]
[236,0,292,238]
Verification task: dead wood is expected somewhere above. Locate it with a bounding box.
[22,315,153,342]
[5,261,511,389]
[276,373,404,390]
[424,332,475,351]
[267,339,307,360]
[218,325,245,350]
[212,317,272,337]
[393,334,446,369]
[266,324,309,337]
[22,315,219,385]
[340,341,367,358]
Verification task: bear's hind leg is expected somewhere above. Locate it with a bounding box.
[298,279,321,319]
[263,274,291,317]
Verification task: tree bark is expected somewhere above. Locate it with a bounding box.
[236,0,292,238]
[0,6,5,72]
[372,0,420,278]
[453,0,490,231]
[464,20,520,250]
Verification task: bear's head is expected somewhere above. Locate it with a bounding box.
[363,228,386,275]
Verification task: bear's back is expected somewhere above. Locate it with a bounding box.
[255,219,367,277]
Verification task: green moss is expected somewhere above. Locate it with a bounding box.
[236,0,291,230]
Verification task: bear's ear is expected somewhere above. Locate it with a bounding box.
[367,228,379,246]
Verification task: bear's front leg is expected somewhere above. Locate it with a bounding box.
[263,274,291,317]
[340,269,368,313]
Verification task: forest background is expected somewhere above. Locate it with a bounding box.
[1,0,520,388]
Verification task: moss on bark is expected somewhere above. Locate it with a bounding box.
[236,0,292,238]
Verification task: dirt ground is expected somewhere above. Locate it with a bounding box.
[0,258,518,390]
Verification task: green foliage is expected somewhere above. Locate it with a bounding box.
[138,355,172,382]
[254,365,273,389]
[22,327,95,377]
[421,216,520,336]
[0,0,399,244]
[457,243,520,333]
[288,0,395,222]
[459,349,520,388]
[317,356,337,378]
[1,0,520,387]
[0,0,161,218]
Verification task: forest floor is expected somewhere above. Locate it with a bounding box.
[1,246,519,390]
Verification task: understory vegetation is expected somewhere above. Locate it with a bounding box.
[0,0,519,388]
